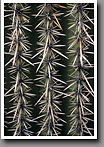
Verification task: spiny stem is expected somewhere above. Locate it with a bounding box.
[33,3,67,136]
[4,3,34,136]
[66,3,94,136]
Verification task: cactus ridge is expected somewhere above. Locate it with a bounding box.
[4,3,35,136]
[66,3,94,136]
[33,4,67,136]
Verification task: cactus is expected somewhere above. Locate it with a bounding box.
[4,3,35,136]
[32,4,68,136]
[4,3,94,136]
[65,3,94,136]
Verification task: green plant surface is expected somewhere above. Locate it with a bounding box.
[65,3,94,136]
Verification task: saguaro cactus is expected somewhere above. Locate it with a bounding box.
[4,3,35,136]
[32,4,68,136]
[4,3,94,137]
[65,3,94,136]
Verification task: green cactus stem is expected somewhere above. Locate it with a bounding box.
[4,3,35,136]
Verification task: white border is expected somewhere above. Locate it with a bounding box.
[1,0,97,139]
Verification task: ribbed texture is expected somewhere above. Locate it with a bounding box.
[4,3,34,136]
[66,3,94,136]
[33,4,67,136]
[4,3,94,136]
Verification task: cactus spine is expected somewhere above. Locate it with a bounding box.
[33,4,68,136]
[4,3,35,136]
[66,3,94,136]
[4,3,95,136]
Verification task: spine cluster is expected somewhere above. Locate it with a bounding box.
[66,3,94,136]
[4,3,94,136]
[5,4,34,136]
[33,4,67,136]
